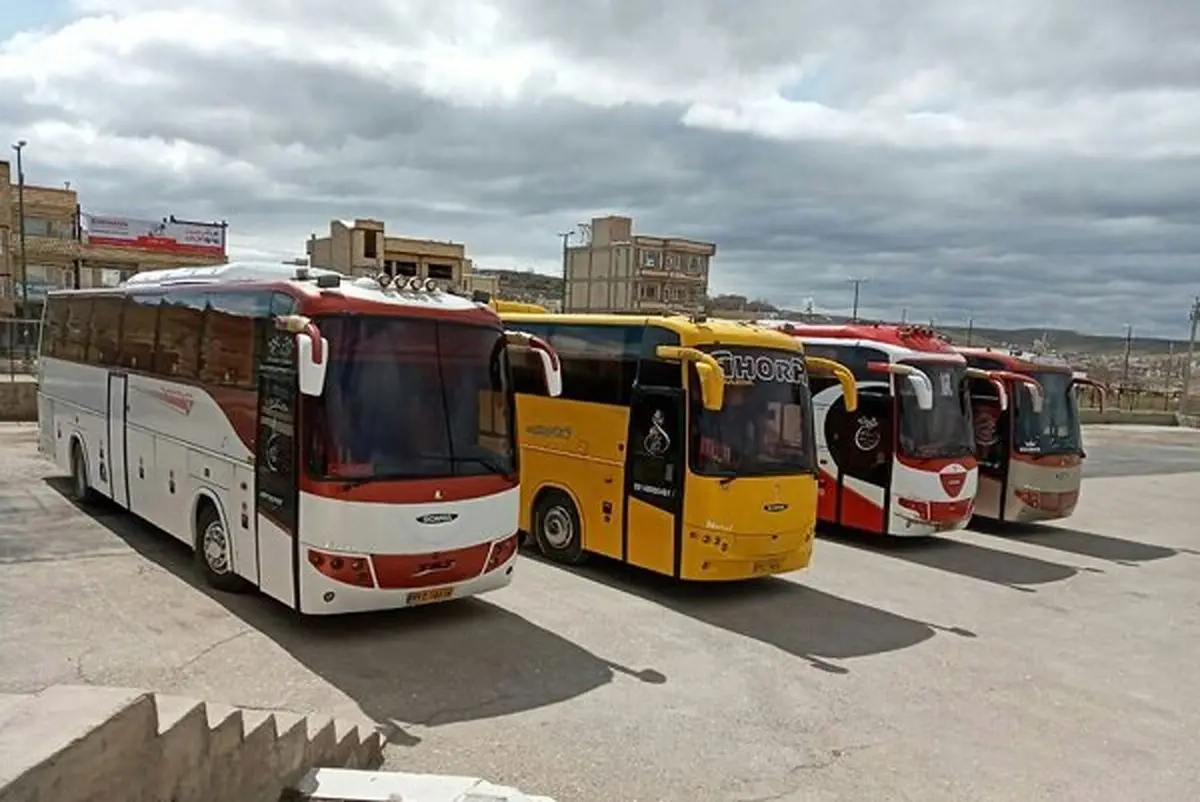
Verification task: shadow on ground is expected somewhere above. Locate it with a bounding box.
[820,525,1090,592]
[969,518,1180,567]
[527,552,975,675]
[44,478,665,747]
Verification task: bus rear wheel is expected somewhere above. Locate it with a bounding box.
[532,491,587,565]
[194,502,246,593]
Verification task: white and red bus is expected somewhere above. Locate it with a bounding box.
[761,322,984,536]
[36,262,562,615]
[957,347,1103,523]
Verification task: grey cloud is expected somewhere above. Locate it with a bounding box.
[5,3,1200,338]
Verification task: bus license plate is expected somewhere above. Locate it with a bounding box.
[406,587,454,605]
[752,559,782,575]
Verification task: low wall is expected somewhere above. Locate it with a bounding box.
[1079,408,1179,426]
[0,380,36,422]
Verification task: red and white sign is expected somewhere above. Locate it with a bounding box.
[83,213,226,257]
[939,464,968,497]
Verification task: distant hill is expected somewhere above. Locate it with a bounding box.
[476,273,1190,357]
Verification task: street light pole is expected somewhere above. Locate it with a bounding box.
[11,140,27,317]
[847,277,868,322]
[558,230,573,311]
[1181,297,1200,415]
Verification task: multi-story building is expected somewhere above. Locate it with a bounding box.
[305,218,500,297]
[563,215,715,314]
[1,158,228,319]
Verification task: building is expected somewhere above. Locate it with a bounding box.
[305,218,500,297]
[563,215,715,314]
[1,158,228,319]
[472,267,564,311]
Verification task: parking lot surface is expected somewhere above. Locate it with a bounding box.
[1,422,1197,801]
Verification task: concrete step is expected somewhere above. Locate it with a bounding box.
[0,685,157,802]
[0,686,387,802]
[287,767,558,802]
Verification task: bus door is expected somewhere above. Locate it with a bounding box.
[105,373,130,508]
[823,384,892,532]
[254,364,301,608]
[967,377,1010,519]
[623,386,686,576]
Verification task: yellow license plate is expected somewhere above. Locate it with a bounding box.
[406,587,454,605]
[752,560,782,575]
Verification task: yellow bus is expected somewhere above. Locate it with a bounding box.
[499,313,858,581]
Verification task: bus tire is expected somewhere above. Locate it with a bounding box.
[532,490,587,565]
[68,440,97,506]
[194,501,247,593]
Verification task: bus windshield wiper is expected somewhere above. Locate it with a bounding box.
[455,456,514,475]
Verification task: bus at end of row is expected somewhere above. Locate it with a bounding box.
[36,263,562,615]
[957,346,1107,524]
[497,312,859,582]
[762,321,987,538]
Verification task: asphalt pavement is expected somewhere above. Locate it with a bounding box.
[1,422,1197,801]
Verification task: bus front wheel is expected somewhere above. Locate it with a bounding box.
[194,502,247,593]
[533,491,587,566]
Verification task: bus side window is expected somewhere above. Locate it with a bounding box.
[257,292,298,369]
[117,294,162,372]
[42,297,70,359]
[201,291,269,389]
[87,296,123,366]
[635,325,682,389]
[62,297,94,362]
[155,291,206,378]
[546,324,637,406]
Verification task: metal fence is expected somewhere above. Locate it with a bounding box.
[1,318,40,379]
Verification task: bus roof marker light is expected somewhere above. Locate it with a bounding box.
[377,272,392,288]
[315,273,341,289]
[406,276,423,291]
[423,278,439,292]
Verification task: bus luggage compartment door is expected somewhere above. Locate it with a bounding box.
[623,387,686,577]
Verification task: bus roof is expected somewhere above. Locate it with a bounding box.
[955,346,1074,373]
[48,261,496,321]
[757,321,963,360]
[499,312,804,351]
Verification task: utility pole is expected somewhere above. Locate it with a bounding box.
[847,277,868,322]
[557,230,573,311]
[11,140,27,319]
[1121,324,1133,390]
[1182,297,1200,415]
[966,317,974,346]
[900,307,907,323]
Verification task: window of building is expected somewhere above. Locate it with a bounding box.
[428,263,454,280]
[685,255,705,276]
[23,217,74,239]
[396,261,417,276]
[664,253,680,269]
[362,230,379,259]
[638,249,660,268]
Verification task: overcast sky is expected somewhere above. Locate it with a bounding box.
[2,0,1198,337]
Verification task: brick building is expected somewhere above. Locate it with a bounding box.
[304,218,500,297]
[564,215,715,314]
[1,158,228,319]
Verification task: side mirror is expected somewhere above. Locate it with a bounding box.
[989,370,1044,414]
[505,330,563,397]
[965,367,1008,411]
[805,356,859,412]
[655,345,725,411]
[1072,377,1106,413]
[868,361,933,411]
[279,315,328,397]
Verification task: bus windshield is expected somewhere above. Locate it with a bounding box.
[689,346,816,477]
[896,361,974,459]
[307,316,516,482]
[1013,371,1082,455]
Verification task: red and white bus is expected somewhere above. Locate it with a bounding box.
[957,347,1103,523]
[36,262,562,615]
[761,322,984,536]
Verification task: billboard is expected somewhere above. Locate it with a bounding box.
[82,214,226,257]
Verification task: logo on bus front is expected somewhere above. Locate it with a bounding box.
[939,464,968,498]
[415,513,458,525]
[710,350,807,386]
